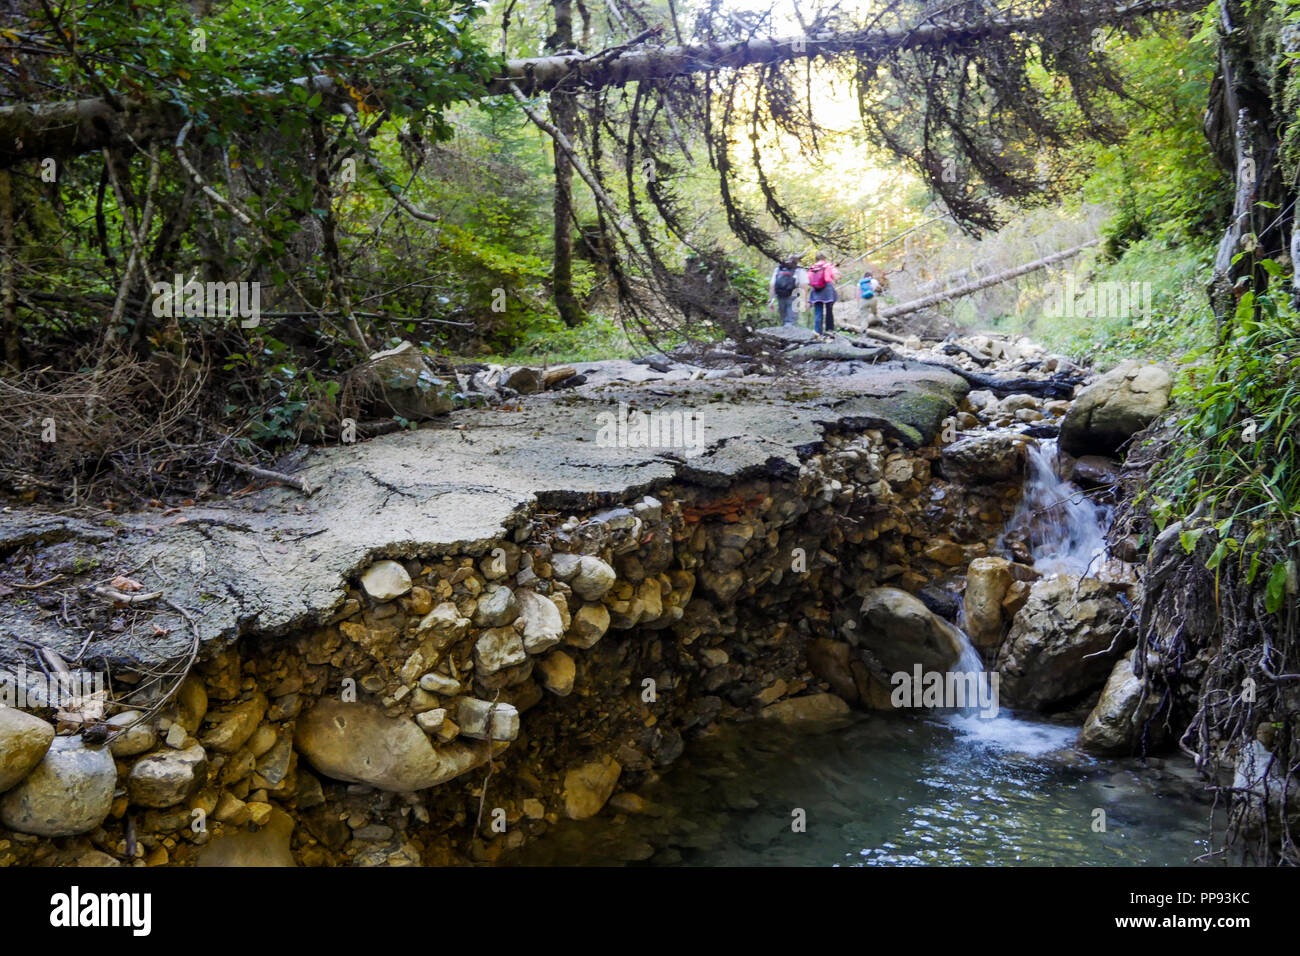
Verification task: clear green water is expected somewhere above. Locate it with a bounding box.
[510,712,1221,867]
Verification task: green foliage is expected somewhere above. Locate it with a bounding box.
[1142,257,1300,616]
[1082,27,1231,250]
[1031,237,1217,366]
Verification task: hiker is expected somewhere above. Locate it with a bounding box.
[769,257,801,327]
[858,269,882,326]
[807,253,839,336]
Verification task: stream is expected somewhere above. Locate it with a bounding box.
[510,712,1218,866]
[513,433,1221,867]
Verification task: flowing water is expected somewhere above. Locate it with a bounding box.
[1001,438,1112,577]
[514,437,1217,867]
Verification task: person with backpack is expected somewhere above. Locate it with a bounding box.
[807,253,839,336]
[769,256,801,327]
[858,269,882,326]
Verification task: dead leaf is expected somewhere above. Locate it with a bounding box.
[110,575,144,592]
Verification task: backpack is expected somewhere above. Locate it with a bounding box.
[808,263,831,290]
[859,277,876,299]
[774,269,797,296]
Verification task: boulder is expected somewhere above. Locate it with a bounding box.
[760,693,851,726]
[0,709,54,792]
[294,699,490,791]
[474,627,527,675]
[806,638,859,704]
[941,433,1030,484]
[1078,651,1157,756]
[504,367,545,395]
[994,575,1132,710]
[515,589,564,653]
[106,710,157,757]
[562,756,622,820]
[457,698,521,741]
[0,736,116,836]
[473,585,519,627]
[536,651,576,696]
[355,342,453,420]
[964,557,1013,648]
[360,560,412,601]
[570,556,617,601]
[201,693,267,753]
[567,603,611,649]
[857,587,965,674]
[1070,455,1122,489]
[128,744,208,808]
[1060,360,1172,456]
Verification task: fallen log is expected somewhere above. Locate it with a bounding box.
[880,240,1101,321]
[912,360,1085,399]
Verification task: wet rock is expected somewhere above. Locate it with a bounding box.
[941,433,1030,484]
[806,639,859,704]
[567,603,611,649]
[571,556,617,601]
[563,756,622,819]
[128,744,208,808]
[858,587,965,674]
[1078,650,1157,756]
[457,698,520,741]
[0,736,116,836]
[536,651,576,696]
[1061,360,1172,456]
[917,587,960,621]
[0,709,54,792]
[995,575,1132,710]
[923,538,964,566]
[360,560,412,601]
[965,557,1013,648]
[1071,455,1122,489]
[1001,579,1032,618]
[197,807,297,867]
[516,589,564,653]
[760,693,851,725]
[294,699,489,791]
[473,585,519,627]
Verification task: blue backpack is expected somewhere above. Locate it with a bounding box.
[859,277,876,299]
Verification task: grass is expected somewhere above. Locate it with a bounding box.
[1014,237,1217,369]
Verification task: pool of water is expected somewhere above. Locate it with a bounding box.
[509,711,1222,866]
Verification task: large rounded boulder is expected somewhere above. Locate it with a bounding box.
[0,735,116,836]
[857,587,965,674]
[1060,360,1172,456]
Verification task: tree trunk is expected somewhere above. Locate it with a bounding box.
[0,0,1205,168]
[548,0,585,327]
[1204,0,1297,331]
[0,169,18,368]
[879,240,1100,320]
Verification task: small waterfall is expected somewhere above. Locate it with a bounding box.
[1000,438,1111,577]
